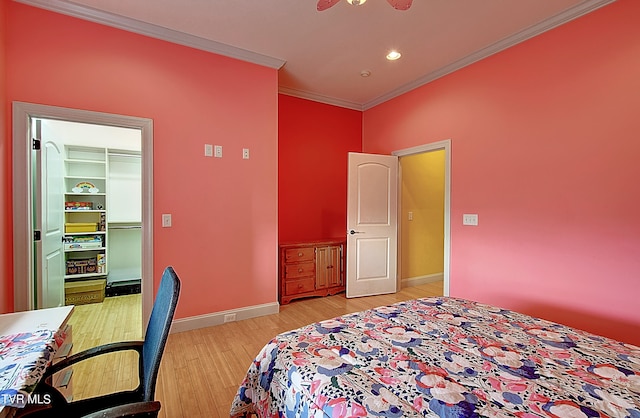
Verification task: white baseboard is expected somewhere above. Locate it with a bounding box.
[170,302,280,334]
[401,272,444,288]
[170,274,443,333]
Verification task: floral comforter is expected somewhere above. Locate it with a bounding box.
[230,297,640,417]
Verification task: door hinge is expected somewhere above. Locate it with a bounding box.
[34,230,41,241]
[32,138,41,150]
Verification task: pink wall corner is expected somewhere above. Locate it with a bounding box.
[363,0,640,345]
[0,0,10,313]
[5,2,279,319]
[278,95,362,242]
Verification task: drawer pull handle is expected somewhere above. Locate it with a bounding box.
[327,265,333,269]
[298,252,304,257]
[298,268,304,273]
[298,284,303,289]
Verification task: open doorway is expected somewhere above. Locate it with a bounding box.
[394,140,451,296]
[12,102,154,329]
[37,118,142,305]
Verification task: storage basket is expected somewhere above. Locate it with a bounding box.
[65,223,97,233]
[65,279,106,305]
[66,258,98,275]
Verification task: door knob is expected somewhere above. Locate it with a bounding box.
[348,229,363,235]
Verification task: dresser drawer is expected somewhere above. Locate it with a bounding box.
[284,247,314,263]
[284,262,315,279]
[284,278,315,296]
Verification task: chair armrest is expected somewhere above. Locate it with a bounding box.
[80,401,161,418]
[44,341,144,378]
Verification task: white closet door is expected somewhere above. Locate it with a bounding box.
[107,153,141,222]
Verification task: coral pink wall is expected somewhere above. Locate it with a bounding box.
[278,95,362,242]
[363,0,640,345]
[3,2,279,319]
[0,0,9,313]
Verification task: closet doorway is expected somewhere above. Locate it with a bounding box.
[12,102,154,330]
[394,140,451,296]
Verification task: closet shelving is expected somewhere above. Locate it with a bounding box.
[63,146,108,280]
[63,145,142,296]
[105,150,142,295]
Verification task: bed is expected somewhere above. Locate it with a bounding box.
[230,297,640,417]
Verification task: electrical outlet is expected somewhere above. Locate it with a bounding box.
[223,313,236,323]
[162,214,172,228]
[214,145,223,158]
[462,214,478,226]
[242,148,250,159]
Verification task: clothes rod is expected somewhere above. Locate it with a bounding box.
[108,225,142,229]
[108,152,141,158]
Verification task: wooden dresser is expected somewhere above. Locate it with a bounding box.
[279,239,345,304]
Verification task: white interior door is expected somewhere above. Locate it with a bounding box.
[346,152,398,298]
[36,120,65,308]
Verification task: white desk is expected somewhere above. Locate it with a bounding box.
[0,306,74,417]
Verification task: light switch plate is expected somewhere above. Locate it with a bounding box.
[204,144,213,157]
[162,214,172,227]
[463,214,478,226]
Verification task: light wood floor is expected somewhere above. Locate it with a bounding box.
[66,293,143,401]
[68,281,443,417]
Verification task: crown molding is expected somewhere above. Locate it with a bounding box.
[15,0,615,110]
[278,86,364,111]
[361,0,616,110]
[14,0,286,70]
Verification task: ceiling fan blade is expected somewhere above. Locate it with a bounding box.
[386,0,413,10]
[317,0,341,11]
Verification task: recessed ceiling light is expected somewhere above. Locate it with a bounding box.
[346,0,367,5]
[386,50,402,61]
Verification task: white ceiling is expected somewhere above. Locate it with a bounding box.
[20,0,614,110]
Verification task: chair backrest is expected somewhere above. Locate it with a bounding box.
[141,266,181,401]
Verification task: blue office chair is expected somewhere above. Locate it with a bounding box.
[18,266,181,418]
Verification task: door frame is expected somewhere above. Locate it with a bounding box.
[12,102,154,327]
[392,139,451,296]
